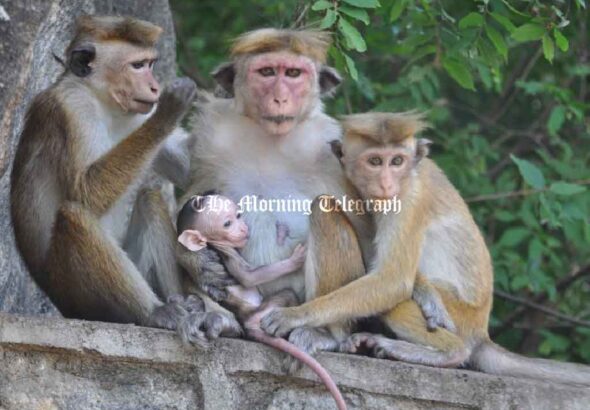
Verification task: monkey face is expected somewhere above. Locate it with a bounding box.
[92,42,161,114]
[194,196,250,249]
[347,145,414,200]
[241,52,317,136]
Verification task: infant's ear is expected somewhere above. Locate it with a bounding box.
[178,230,207,252]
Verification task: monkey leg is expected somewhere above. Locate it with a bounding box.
[341,300,469,368]
[46,202,176,325]
[124,188,183,299]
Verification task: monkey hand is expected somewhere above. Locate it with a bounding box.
[339,332,379,354]
[196,248,238,302]
[284,327,338,374]
[288,243,307,270]
[178,310,243,347]
[148,294,190,330]
[151,77,197,130]
[260,306,303,337]
[412,286,457,333]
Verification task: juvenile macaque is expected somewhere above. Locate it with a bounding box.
[261,112,590,386]
[175,193,347,409]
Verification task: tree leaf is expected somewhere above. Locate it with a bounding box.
[338,17,367,52]
[510,155,546,189]
[311,0,332,11]
[342,51,359,81]
[512,23,545,42]
[550,182,587,196]
[547,105,566,136]
[499,227,530,247]
[442,58,475,90]
[340,5,370,25]
[458,12,484,29]
[390,0,406,22]
[342,0,380,8]
[485,24,508,60]
[553,29,569,52]
[542,33,555,63]
[490,12,517,33]
[319,9,337,29]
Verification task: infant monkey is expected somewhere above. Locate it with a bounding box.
[176,193,347,410]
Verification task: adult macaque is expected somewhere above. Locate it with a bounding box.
[184,29,453,360]
[261,112,590,386]
[10,15,228,332]
[175,194,346,410]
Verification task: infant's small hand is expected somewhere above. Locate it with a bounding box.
[289,243,307,269]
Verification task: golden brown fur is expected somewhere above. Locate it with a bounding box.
[262,112,590,386]
[68,15,162,53]
[230,28,331,64]
[10,16,198,329]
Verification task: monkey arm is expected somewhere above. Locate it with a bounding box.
[228,258,299,288]
[261,211,426,336]
[71,79,196,215]
[176,244,237,301]
[220,243,304,288]
[153,127,193,189]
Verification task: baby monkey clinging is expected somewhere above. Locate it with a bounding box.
[176,193,347,410]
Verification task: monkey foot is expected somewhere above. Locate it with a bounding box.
[284,327,340,374]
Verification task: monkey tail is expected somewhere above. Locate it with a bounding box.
[248,330,347,410]
[470,340,590,387]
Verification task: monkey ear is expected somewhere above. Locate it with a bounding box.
[329,140,344,164]
[416,138,433,162]
[68,44,96,78]
[178,230,208,252]
[319,66,342,97]
[211,62,236,96]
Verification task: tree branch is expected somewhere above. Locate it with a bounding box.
[491,264,590,337]
[494,289,590,328]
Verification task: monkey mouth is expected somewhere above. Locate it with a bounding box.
[134,99,158,106]
[263,115,295,124]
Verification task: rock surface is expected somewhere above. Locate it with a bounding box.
[1,314,590,410]
[0,0,178,314]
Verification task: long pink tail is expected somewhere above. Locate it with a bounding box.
[249,330,347,410]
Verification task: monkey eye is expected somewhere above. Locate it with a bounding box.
[368,157,382,166]
[131,61,146,69]
[224,220,232,228]
[258,67,276,77]
[285,68,302,78]
[236,212,242,219]
[391,156,404,166]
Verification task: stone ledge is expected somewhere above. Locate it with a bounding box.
[0,313,588,409]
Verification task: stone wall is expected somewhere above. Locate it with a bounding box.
[1,314,589,410]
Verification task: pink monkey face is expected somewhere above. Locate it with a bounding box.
[197,196,249,249]
[347,146,414,200]
[244,52,316,136]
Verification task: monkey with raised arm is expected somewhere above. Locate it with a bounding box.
[10,15,234,334]
[260,111,590,386]
[175,194,347,410]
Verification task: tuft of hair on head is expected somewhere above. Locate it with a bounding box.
[340,111,429,145]
[68,15,163,52]
[230,28,332,64]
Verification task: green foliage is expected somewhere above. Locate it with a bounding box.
[171,0,590,364]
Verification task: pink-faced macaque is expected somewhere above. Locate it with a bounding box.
[176,194,347,410]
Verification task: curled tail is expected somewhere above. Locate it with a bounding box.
[248,330,347,410]
[470,341,590,387]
